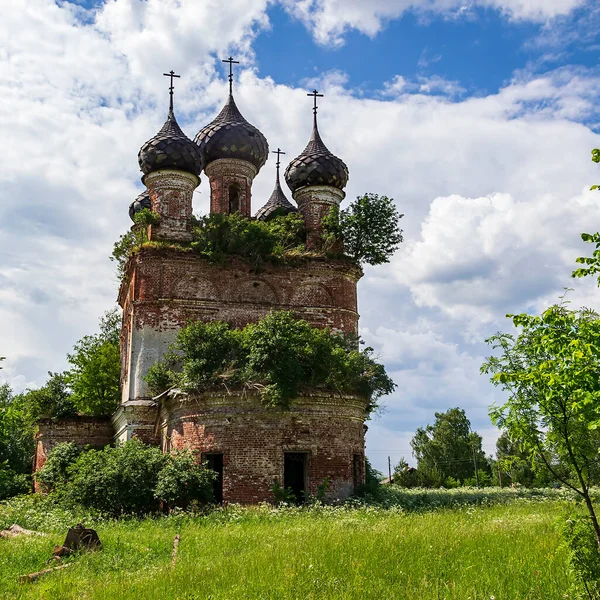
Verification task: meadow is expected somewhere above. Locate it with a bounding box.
[0,489,581,600]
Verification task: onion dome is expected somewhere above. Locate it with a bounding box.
[285,91,348,193]
[129,189,151,222]
[138,106,203,177]
[194,94,269,171]
[255,149,297,221]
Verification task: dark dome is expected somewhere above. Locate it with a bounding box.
[194,94,268,171]
[255,179,297,221]
[129,189,151,222]
[285,120,348,193]
[138,109,203,177]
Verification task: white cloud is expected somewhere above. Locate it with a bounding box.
[281,0,586,46]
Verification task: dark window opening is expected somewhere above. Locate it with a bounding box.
[353,454,361,490]
[228,184,240,214]
[284,452,307,504]
[204,453,224,504]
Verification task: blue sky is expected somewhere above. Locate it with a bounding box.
[2,0,600,472]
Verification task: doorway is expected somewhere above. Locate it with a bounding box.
[284,452,307,504]
[204,453,224,504]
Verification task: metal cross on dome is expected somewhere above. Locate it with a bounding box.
[307,89,324,116]
[222,56,240,94]
[272,148,286,181]
[163,70,181,111]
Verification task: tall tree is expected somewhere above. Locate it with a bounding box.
[66,309,121,416]
[410,408,488,485]
[482,303,600,548]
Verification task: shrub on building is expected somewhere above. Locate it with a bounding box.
[145,311,396,411]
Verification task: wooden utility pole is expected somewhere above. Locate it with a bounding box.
[388,456,393,485]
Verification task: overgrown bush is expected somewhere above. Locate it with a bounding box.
[155,451,216,509]
[191,212,305,267]
[64,439,167,515]
[35,441,81,493]
[34,439,216,516]
[561,514,600,599]
[145,311,396,411]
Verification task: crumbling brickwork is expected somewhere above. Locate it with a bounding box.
[33,416,113,489]
[118,248,361,403]
[161,392,366,503]
[204,158,257,216]
[294,185,345,250]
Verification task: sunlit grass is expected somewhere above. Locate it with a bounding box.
[0,499,572,599]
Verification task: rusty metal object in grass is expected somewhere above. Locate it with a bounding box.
[19,563,72,583]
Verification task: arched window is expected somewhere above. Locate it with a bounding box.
[228,184,240,214]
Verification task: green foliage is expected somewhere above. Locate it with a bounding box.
[561,515,600,599]
[64,439,167,515]
[35,441,82,493]
[66,308,121,416]
[111,208,160,279]
[20,372,77,420]
[269,479,297,505]
[191,212,305,267]
[410,408,489,486]
[145,311,395,411]
[36,440,215,516]
[0,498,574,600]
[324,194,404,265]
[0,383,34,500]
[155,451,216,509]
[572,150,600,283]
[482,301,600,545]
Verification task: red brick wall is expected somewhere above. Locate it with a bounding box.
[119,249,361,336]
[33,417,113,489]
[161,392,367,503]
[204,158,257,217]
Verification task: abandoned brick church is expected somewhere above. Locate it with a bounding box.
[36,64,368,503]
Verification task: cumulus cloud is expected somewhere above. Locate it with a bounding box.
[2,0,600,473]
[281,0,586,46]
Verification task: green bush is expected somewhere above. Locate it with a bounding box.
[145,311,396,411]
[34,439,216,516]
[191,212,305,267]
[561,514,600,598]
[64,439,167,515]
[0,466,30,501]
[155,451,216,509]
[35,441,82,493]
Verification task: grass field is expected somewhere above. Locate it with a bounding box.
[0,494,576,600]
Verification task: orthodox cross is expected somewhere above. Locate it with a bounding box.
[272,148,286,181]
[222,56,240,94]
[163,70,180,111]
[307,89,324,117]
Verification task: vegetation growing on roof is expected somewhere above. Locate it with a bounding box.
[145,311,395,411]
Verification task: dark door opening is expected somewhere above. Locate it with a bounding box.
[284,452,307,504]
[204,453,224,504]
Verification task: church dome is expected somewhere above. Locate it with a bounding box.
[129,189,151,222]
[138,108,203,177]
[194,94,269,171]
[255,178,297,221]
[285,115,348,193]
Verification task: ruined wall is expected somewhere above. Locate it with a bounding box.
[161,392,367,503]
[118,249,361,402]
[33,416,114,487]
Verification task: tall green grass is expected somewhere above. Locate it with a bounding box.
[0,499,573,599]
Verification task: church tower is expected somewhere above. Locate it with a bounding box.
[113,66,366,502]
[194,57,268,216]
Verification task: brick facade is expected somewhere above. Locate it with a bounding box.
[204,158,257,216]
[294,185,345,250]
[160,391,367,503]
